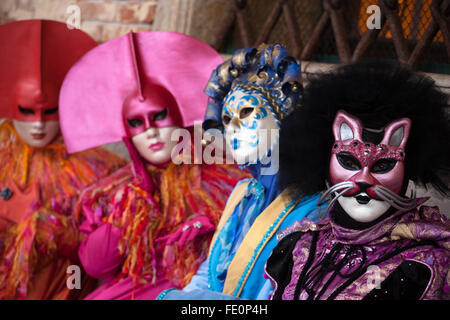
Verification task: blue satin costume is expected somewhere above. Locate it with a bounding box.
[157,45,323,300]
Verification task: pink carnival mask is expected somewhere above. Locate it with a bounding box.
[330,110,411,198]
[320,111,417,222]
[122,85,183,167]
[122,84,182,137]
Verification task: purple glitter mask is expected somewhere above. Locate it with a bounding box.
[314,110,417,216]
[329,110,411,200]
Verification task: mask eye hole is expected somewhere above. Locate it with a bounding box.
[239,107,254,119]
[44,107,58,115]
[153,108,168,122]
[336,152,362,171]
[127,118,143,128]
[371,158,397,173]
[18,105,35,115]
[222,114,231,125]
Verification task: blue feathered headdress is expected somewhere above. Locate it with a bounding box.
[203,44,302,131]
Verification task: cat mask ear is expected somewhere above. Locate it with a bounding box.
[332,110,364,142]
[381,118,411,148]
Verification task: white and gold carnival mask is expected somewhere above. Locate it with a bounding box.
[221,86,280,166]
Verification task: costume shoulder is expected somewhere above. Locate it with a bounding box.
[63,145,127,186]
[0,120,126,202]
[276,216,331,242]
[200,163,251,206]
[77,163,134,199]
[74,164,134,226]
[390,204,449,248]
[364,205,450,300]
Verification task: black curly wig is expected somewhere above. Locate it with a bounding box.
[279,61,450,197]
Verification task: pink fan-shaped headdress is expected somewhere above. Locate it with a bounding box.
[59,31,223,153]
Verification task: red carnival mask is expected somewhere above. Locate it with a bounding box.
[0,20,97,122]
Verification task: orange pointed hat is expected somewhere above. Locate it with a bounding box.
[0,19,97,122]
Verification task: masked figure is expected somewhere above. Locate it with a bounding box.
[59,31,247,300]
[0,20,126,299]
[266,62,450,300]
[159,44,324,300]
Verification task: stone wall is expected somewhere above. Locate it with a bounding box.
[0,0,157,43]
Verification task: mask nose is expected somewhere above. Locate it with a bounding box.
[356,182,372,192]
[35,109,45,123]
[354,167,375,186]
[352,167,382,199]
[230,117,241,131]
[145,127,158,139]
[139,113,153,132]
[33,120,45,130]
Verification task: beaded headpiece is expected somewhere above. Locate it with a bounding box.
[203,44,302,131]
